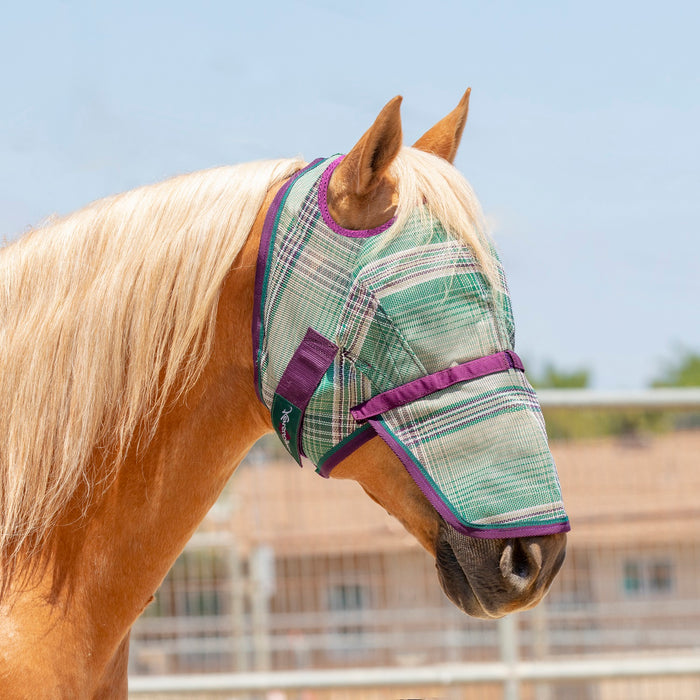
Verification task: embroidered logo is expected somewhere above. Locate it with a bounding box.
[271,394,303,465]
[278,407,293,447]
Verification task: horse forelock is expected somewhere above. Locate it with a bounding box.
[389,147,500,290]
[0,157,304,568]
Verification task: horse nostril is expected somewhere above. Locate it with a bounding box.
[499,539,543,593]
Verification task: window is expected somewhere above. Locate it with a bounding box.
[327,583,371,658]
[623,558,674,596]
[548,549,593,608]
[329,584,367,613]
[648,560,673,592]
[145,548,228,618]
[623,561,643,594]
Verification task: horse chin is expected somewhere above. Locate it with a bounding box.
[435,522,567,619]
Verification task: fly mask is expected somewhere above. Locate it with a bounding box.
[253,156,570,539]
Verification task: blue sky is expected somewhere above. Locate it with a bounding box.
[1,1,697,388]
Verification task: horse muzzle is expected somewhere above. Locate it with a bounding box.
[435,523,567,619]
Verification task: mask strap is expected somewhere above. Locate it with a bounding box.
[351,350,524,421]
[271,328,338,465]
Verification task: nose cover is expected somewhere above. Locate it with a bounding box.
[253,156,569,538]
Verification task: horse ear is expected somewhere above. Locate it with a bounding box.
[335,95,403,196]
[413,88,471,163]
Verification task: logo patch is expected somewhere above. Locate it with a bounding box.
[271,394,303,465]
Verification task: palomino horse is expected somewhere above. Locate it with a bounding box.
[0,91,567,698]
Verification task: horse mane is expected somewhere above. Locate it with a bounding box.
[0,147,495,566]
[0,158,304,562]
[389,147,500,289]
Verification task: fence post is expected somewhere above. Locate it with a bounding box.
[228,545,248,672]
[532,600,552,700]
[250,545,275,671]
[499,613,520,700]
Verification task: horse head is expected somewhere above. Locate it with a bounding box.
[256,91,568,618]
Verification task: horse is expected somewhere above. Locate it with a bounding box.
[0,90,568,698]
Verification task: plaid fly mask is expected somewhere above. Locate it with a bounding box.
[253,157,570,538]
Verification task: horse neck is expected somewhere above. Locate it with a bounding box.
[87,214,271,633]
[1,196,275,691]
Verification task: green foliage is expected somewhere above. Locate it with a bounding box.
[528,362,599,440]
[531,363,590,390]
[541,408,627,442]
[542,406,666,442]
[530,362,665,442]
[651,349,700,429]
[652,349,700,387]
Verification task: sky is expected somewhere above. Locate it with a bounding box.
[0,1,697,388]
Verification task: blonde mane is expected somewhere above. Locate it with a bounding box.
[0,148,495,565]
[0,158,304,561]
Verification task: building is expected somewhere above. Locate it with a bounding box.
[130,428,700,697]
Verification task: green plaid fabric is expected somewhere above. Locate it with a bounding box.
[256,156,569,537]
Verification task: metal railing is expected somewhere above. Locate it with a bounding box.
[130,653,700,694]
[129,389,700,698]
[537,386,700,410]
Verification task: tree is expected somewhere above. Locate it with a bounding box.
[531,362,660,441]
[530,363,590,389]
[652,349,700,387]
[651,349,700,429]
[529,362,608,441]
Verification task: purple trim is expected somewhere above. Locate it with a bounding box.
[252,159,324,401]
[318,156,396,238]
[275,328,338,458]
[370,419,570,540]
[351,351,525,421]
[316,426,376,479]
